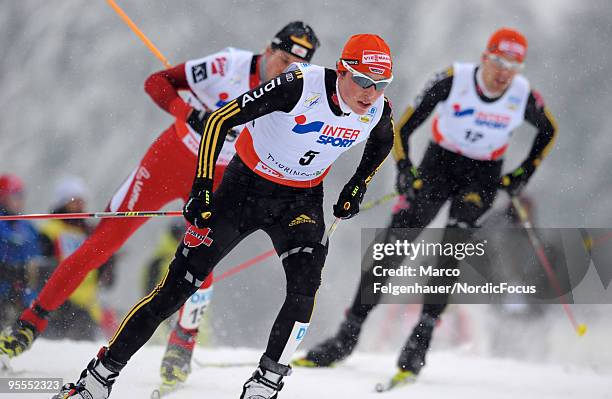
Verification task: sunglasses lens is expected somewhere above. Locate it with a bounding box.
[351,75,389,91]
[489,55,523,71]
[351,75,374,89]
[375,81,390,90]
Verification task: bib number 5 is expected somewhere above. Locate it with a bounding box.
[299,150,320,166]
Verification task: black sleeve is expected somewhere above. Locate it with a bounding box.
[521,89,557,172]
[351,97,395,185]
[195,70,304,180]
[393,67,454,162]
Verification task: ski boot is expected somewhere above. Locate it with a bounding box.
[241,355,291,399]
[292,313,363,367]
[158,325,196,393]
[0,321,37,370]
[375,312,438,392]
[52,347,124,399]
[397,312,437,375]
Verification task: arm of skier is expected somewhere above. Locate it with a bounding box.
[501,90,558,194]
[333,97,395,219]
[394,67,453,195]
[183,70,304,227]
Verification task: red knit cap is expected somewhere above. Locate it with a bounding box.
[338,34,393,78]
[487,27,528,62]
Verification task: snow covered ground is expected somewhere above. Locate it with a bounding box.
[2,339,610,399]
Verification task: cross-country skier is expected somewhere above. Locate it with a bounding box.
[52,33,395,399]
[0,21,319,393]
[294,27,558,391]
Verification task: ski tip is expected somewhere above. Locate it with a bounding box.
[0,354,12,374]
[152,382,184,398]
[291,358,319,368]
[375,370,417,392]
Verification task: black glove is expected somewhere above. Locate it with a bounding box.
[186,108,211,134]
[333,178,367,219]
[501,163,534,196]
[183,178,214,228]
[395,158,422,199]
[225,128,241,142]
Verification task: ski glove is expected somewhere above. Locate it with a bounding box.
[183,178,214,228]
[186,108,211,134]
[333,178,367,219]
[501,163,534,196]
[396,159,422,200]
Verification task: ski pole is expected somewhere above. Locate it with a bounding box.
[213,249,276,283]
[510,196,587,336]
[106,0,172,68]
[0,210,183,221]
[321,217,341,245]
[361,192,398,211]
[0,192,397,222]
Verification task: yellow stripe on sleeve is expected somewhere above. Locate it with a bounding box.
[392,106,414,161]
[207,106,241,179]
[197,100,239,178]
[533,106,558,167]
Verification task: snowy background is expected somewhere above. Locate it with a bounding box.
[1,0,612,396]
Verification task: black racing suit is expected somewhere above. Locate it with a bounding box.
[105,67,394,369]
[324,66,557,373]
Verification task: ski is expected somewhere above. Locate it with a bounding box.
[0,354,12,374]
[374,370,417,393]
[150,383,183,399]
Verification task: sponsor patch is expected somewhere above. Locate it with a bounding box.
[463,192,483,208]
[359,114,372,123]
[303,92,322,108]
[255,161,284,179]
[362,50,391,67]
[183,226,214,248]
[292,115,324,134]
[241,76,283,107]
[498,40,526,58]
[291,43,308,58]
[127,166,151,211]
[289,214,316,227]
[475,111,511,129]
[211,56,227,76]
[215,92,230,108]
[191,62,208,83]
[453,104,475,117]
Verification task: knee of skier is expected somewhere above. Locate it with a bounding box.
[282,242,327,298]
[279,243,326,321]
[147,257,201,320]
